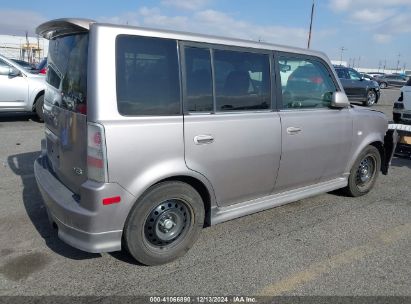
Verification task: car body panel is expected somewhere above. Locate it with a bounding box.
[33,18,392,254]
[275,108,353,192]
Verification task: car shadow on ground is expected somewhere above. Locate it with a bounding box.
[391,156,411,169]
[7,151,101,261]
[0,113,42,123]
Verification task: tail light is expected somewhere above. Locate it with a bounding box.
[39,67,47,74]
[87,122,108,183]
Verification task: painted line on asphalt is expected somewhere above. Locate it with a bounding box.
[257,223,411,296]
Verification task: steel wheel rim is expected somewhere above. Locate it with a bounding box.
[144,199,191,247]
[355,155,376,190]
[367,91,376,105]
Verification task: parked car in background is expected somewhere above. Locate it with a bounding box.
[334,66,380,106]
[367,72,386,78]
[393,78,411,123]
[385,74,409,88]
[11,59,37,72]
[34,18,395,266]
[36,57,48,75]
[0,54,46,120]
[361,73,388,89]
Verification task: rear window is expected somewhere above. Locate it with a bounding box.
[46,34,88,113]
[116,35,181,116]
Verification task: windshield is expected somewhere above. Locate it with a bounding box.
[46,34,88,113]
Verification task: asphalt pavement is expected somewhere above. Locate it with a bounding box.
[0,88,410,297]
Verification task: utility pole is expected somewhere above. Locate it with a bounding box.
[339,47,346,65]
[396,53,401,72]
[357,56,361,70]
[403,63,407,74]
[307,0,315,49]
[25,31,30,63]
[383,59,386,74]
[378,60,381,72]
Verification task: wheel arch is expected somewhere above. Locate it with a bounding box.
[31,90,45,111]
[123,171,216,232]
[346,139,385,174]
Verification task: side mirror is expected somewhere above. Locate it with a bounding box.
[331,91,350,108]
[8,67,21,77]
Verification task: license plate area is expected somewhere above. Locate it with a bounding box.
[45,128,60,172]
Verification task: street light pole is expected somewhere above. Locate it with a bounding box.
[339,47,346,65]
[396,53,401,72]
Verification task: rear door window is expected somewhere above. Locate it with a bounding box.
[213,50,270,111]
[116,35,181,116]
[183,47,213,112]
[47,34,88,113]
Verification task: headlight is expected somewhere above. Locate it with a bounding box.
[373,81,379,87]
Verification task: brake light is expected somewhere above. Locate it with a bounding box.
[39,67,47,74]
[87,123,108,182]
[310,76,323,84]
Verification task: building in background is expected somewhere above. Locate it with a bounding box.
[0,34,49,64]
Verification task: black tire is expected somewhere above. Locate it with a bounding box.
[124,181,205,265]
[379,82,387,89]
[35,95,44,121]
[393,113,401,124]
[363,90,377,107]
[344,145,381,197]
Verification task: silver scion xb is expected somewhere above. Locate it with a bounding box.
[34,18,396,265]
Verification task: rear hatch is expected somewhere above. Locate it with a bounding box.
[42,32,89,194]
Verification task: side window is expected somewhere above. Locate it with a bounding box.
[116,35,180,116]
[184,47,213,112]
[336,69,348,79]
[214,50,270,111]
[348,69,361,80]
[0,59,10,75]
[335,69,347,79]
[278,56,337,109]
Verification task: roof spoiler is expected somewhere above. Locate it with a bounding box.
[36,18,96,39]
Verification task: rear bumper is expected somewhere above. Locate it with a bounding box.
[34,154,136,253]
[393,109,411,122]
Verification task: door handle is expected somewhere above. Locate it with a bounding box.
[287,127,302,135]
[194,135,214,145]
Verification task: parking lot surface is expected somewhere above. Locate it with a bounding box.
[0,89,410,296]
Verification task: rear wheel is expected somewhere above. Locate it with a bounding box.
[344,146,381,197]
[379,82,387,89]
[364,90,377,107]
[124,181,205,265]
[35,95,44,121]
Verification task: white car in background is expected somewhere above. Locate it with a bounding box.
[0,54,46,120]
[393,78,411,123]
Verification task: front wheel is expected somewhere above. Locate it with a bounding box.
[124,181,205,265]
[344,146,381,197]
[379,82,387,89]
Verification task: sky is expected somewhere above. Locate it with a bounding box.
[0,0,410,69]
